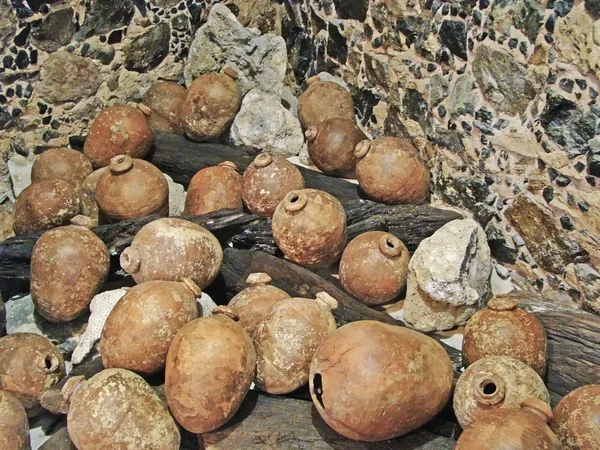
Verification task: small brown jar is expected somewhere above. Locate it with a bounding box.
[455,398,561,450]
[463,295,547,377]
[552,384,600,449]
[298,78,355,130]
[355,137,431,205]
[184,162,243,215]
[339,231,410,306]
[0,391,30,450]
[84,105,153,168]
[79,167,108,225]
[13,179,80,236]
[140,82,187,134]
[120,218,223,289]
[31,148,93,191]
[305,118,365,177]
[242,153,305,218]
[181,69,242,141]
[272,189,347,268]
[95,155,169,222]
[453,356,550,429]
[227,273,290,339]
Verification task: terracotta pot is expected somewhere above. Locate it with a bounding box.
[0,333,65,417]
[184,162,243,215]
[31,148,93,191]
[83,105,153,168]
[463,295,547,377]
[165,306,256,433]
[455,398,561,450]
[120,218,223,289]
[309,320,453,441]
[552,384,600,449]
[95,155,169,222]
[181,69,242,141]
[242,153,305,218]
[227,272,290,339]
[79,167,108,226]
[13,179,80,236]
[140,82,187,134]
[354,137,430,205]
[339,231,410,306]
[67,369,180,450]
[100,279,200,375]
[31,224,110,323]
[297,78,355,130]
[305,118,365,177]
[0,391,30,450]
[254,292,337,394]
[272,189,347,268]
[453,355,550,429]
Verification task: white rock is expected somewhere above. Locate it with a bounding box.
[8,153,35,198]
[164,173,186,217]
[403,218,492,332]
[197,292,218,316]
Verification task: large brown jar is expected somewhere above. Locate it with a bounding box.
[141,82,187,134]
[0,391,30,450]
[298,78,355,130]
[31,148,93,191]
[552,384,600,449]
[184,162,243,215]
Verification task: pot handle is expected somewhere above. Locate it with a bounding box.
[137,103,152,116]
[354,140,372,159]
[70,215,97,230]
[182,278,202,297]
[120,247,141,274]
[521,398,553,424]
[246,273,272,286]
[283,191,308,213]
[213,306,240,322]
[315,292,338,311]
[472,375,506,406]
[378,234,404,258]
[253,153,273,168]
[109,155,134,174]
[305,127,318,142]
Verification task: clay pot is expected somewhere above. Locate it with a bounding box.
[305,118,365,177]
[453,355,550,429]
[455,398,561,450]
[95,155,169,222]
[354,137,431,205]
[242,153,305,218]
[309,320,453,441]
[100,279,200,375]
[31,224,110,323]
[463,295,547,377]
[0,391,30,450]
[83,105,153,168]
[140,82,187,134]
[272,189,347,268]
[67,369,180,450]
[79,167,108,225]
[31,148,93,191]
[254,292,337,394]
[181,69,242,141]
[165,307,256,433]
[339,231,410,306]
[297,78,355,130]
[552,384,600,449]
[120,218,223,289]
[13,179,80,236]
[0,333,65,417]
[184,162,243,215]
[227,272,290,339]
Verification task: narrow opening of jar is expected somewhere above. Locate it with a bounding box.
[114,155,126,164]
[44,355,55,371]
[385,237,396,249]
[482,381,497,395]
[289,193,299,203]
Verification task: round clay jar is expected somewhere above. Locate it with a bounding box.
[31,148,93,191]
[455,398,561,450]
[67,369,180,450]
[79,167,108,225]
[309,320,454,442]
[242,153,305,218]
[184,162,243,215]
[305,118,366,177]
[181,69,242,141]
[165,307,256,433]
[453,355,550,429]
[100,279,200,375]
[31,224,110,323]
[0,391,30,450]
[140,82,187,134]
[272,189,347,268]
[552,384,600,449]
[83,105,153,168]
[354,137,431,205]
[227,273,290,339]
[120,218,223,289]
[13,179,80,236]
[339,231,410,306]
[463,295,547,377]
[0,333,65,417]
[254,292,338,395]
[297,78,355,130]
[95,155,169,222]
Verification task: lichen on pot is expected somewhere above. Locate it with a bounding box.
[552,384,600,449]
[140,82,187,135]
[0,391,30,450]
[297,77,355,130]
[184,161,243,215]
[31,148,93,191]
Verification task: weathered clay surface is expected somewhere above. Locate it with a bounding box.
[298,80,355,130]
[78,167,108,225]
[141,82,187,134]
[0,391,30,450]
[31,149,93,191]
[184,162,243,215]
[552,384,600,450]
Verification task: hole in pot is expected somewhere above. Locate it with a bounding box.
[44,355,54,370]
[289,193,299,203]
[313,373,325,409]
[386,237,396,248]
[482,382,497,395]
[115,155,126,163]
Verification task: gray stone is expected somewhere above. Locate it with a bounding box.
[280,86,299,118]
[153,0,184,8]
[491,0,544,42]
[587,0,600,19]
[449,75,479,117]
[7,153,35,198]
[31,6,76,53]
[184,4,287,96]
[124,22,171,72]
[436,173,496,226]
[574,263,600,315]
[87,42,116,65]
[439,20,468,60]
[77,0,135,38]
[0,1,16,55]
[164,173,186,217]
[429,74,450,106]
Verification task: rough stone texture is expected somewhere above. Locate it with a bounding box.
[491,0,544,42]
[165,173,186,217]
[449,76,479,117]
[7,153,34,198]
[30,7,76,53]
[37,52,102,103]
[124,22,171,72]
[0,1,15,54]
[573,263,600,315]
[77,0,135,38]
[404,219,493,332]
